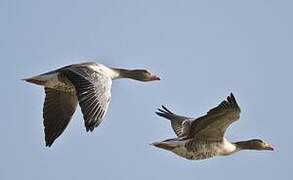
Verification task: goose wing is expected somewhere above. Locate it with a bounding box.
[188,93,241,141]
[43,88,78,147]
[62,65,112,132]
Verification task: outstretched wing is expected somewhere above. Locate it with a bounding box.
[188,93,241,141]
[62,65,112,132]
[156,106,193,137]
[43,88,78,147]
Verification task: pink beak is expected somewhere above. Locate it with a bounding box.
[266,144,274,151]
[150,75,160,81]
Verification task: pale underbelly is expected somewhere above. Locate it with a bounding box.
[172,141,234,160]
[172,146,218,160]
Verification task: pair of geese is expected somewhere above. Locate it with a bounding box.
[24,62,273,160]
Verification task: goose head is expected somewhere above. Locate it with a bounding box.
[130,69,160,81]
[113,68,160,81]
[235,139,274,151]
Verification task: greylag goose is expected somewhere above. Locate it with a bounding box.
[23,62,160,147]
[152,93,273,160]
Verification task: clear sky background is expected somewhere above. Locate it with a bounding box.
[1,0,292,179]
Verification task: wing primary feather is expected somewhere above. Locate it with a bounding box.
[63,68,112,132]
[161,105,174,114]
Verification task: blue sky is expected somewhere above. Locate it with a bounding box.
[1,0,292,179]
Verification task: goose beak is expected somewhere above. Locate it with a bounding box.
[265,144,274,151]
[150,75,160,81]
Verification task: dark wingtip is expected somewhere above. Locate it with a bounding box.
[230,92,234,98]
[45,135,54,147]
[229,92,237,102]
[227,92,236,103]
[156,105,170,115]
[157,108,164,113]
[45,141,53,147]
[155,105,175,120]
[228,92,240,111]
[161,105,168,111]
[155,112,164,117]
[86,126,95,132]
[156,105,164,113]
[161,105,173,114]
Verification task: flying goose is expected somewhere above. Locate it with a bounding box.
[24,62,160,147]
[152,93,273,160]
